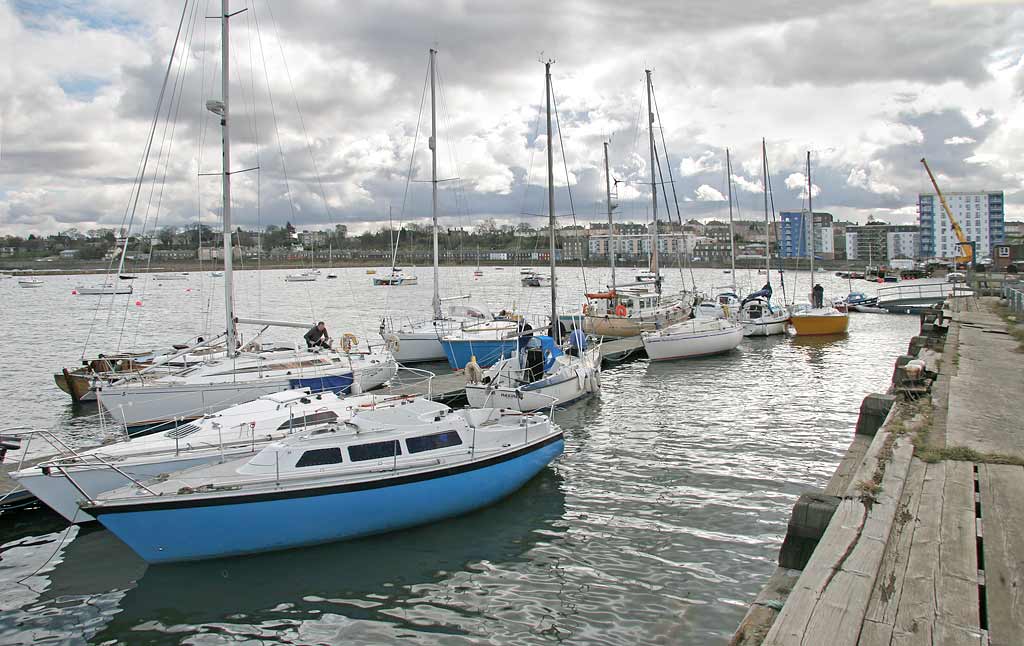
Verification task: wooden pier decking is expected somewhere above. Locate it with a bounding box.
[732,298,1024,645]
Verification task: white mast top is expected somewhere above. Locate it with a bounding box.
[212,0,236,357]
[429,48,442,320]
[545,60,558,342]
[604,141,616,289]
[646,70,660,291]
[806,150,814,283]
[725,148,737,288]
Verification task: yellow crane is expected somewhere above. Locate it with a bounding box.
[920,157,973,265]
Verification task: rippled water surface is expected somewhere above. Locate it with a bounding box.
[0,266,917,645]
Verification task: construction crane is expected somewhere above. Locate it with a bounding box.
[920,157,973,266]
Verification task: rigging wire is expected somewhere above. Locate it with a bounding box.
[549,76,588,296]
[81,0,192,358]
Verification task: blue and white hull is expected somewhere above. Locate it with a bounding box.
[88,434,563,563]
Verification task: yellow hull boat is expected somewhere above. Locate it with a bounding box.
[789,308,850,336]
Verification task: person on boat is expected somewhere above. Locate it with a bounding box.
[304,322,331,349]
[812,283,824,309]
[566,327,587,357]
[525,337,545,383]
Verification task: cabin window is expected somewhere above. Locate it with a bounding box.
[295,447,343,467]
[407,431,463,454]
[348,440,402,462]
[276,410,340,431]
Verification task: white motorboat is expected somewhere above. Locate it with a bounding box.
[373,268,418,286]
[18,278,44,288]
[466,336,600,412]
[85,400,561,563]
[97,345,398,433]
[641,317,743,361]
[210,271,223,278]
[635,270,657,284]
[326,272,338,279]
[285,271,317,282]
[13,385,431,523]
[75,283,133,295]
[521,271,549,287]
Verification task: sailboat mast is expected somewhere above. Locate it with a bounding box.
[725,148,736,283]
[604,141,616,288]
[429,49,441,320]
[218,0,236,357]
[806,150,814,282]
[545,60,558,342]
[762,139,770,277]
[646,69,660,291]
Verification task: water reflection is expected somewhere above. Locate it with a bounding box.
[85,471,566,643]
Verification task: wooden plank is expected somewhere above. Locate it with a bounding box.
[824,434,873,497]
[843,422,895,499]
[864,457,929,633]
[799,439,915,645]
[887,460,982,644]
[979,464,1024,646]
[762,499,867,645]
[762,436,916,645]
[729,568,801,646]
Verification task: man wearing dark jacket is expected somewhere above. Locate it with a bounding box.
[304,321,330,349]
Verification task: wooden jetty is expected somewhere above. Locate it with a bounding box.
[731,297,1024,645]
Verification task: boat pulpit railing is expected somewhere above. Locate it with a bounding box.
[389,365,436,401]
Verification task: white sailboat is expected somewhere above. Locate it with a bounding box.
[465,60,601,411]
[382,50,489,363]
[15,384,430,523]
[96,7,396,433]
[740,139,789,336]
[639,75,742,360]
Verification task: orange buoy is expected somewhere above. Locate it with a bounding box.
[614,304,627,317]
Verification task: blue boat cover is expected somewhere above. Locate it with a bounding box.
[534,335,563,371]
[289,374,354,395]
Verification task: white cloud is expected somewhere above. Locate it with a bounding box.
[694,185,725,201]
[944,136,977,145]
[785,173,820,199]
[679,151,720,177]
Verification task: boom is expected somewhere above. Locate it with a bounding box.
[920,158,973,265]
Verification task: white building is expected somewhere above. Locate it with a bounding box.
[588,233,696,258]
[918,191,1005,259]
[887,230,918,260]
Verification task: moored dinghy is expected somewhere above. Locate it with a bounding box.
[84,401,562,563]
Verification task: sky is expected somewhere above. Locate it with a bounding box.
[1,0,1023,238]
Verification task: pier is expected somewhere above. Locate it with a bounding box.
[731,297,1024,645]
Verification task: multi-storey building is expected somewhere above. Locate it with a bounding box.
[779,211,834,259]
[918,191,1004,259]
[845,222,919,261]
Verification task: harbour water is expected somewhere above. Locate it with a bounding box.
[0,266,918,644]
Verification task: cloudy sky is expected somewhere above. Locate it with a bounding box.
[1,0,1023,237]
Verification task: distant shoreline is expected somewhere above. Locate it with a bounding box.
[1,258,879,276]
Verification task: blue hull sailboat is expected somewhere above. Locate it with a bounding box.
[85,402,562,563]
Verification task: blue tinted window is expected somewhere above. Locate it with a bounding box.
[407,431,463,454]
[348,440,401,462]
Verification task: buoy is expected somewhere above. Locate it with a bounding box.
[186,288,192,292]
[71,290,77,295]
[135,300,143,306]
